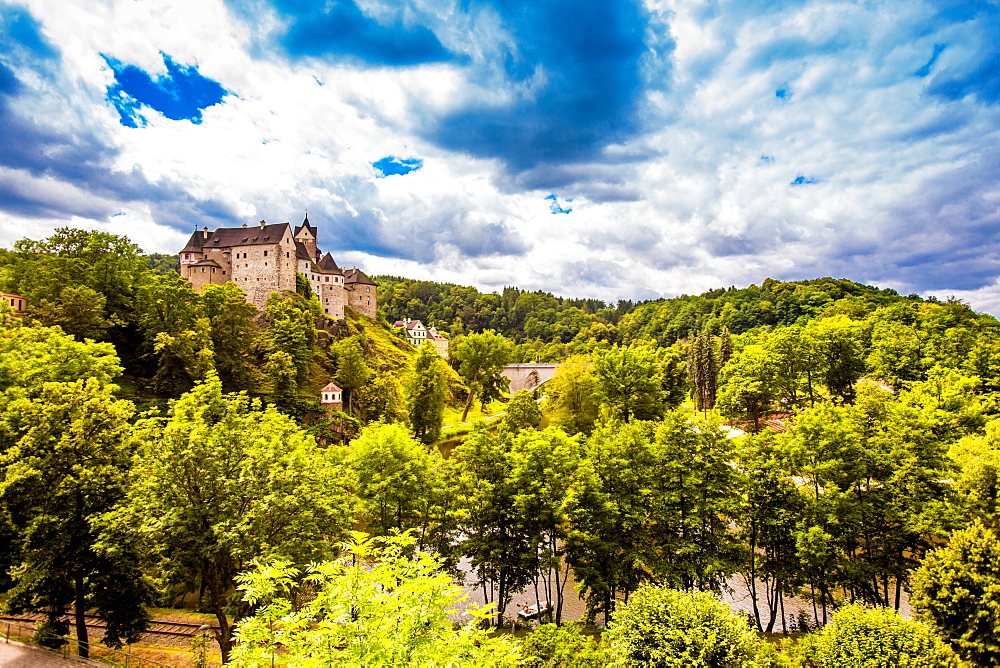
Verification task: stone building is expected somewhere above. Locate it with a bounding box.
[180,216,377,319]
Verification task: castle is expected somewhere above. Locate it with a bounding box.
[179,216,377,319]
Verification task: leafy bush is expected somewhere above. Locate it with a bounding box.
[796,604,957,667]
[520,623,608,667]
[911,520,1000,665]
[602,586,776,667]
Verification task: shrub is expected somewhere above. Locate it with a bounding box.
[799,604,957,667]
[910,520,1000,665]
[603,586,776,667]
[520,623,608,667]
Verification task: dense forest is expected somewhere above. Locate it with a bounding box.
[0,228,999,666]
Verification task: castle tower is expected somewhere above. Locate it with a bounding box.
[294,214,318,261]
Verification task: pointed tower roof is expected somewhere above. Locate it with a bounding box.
[316,252,341,273]
[294,213,316,238]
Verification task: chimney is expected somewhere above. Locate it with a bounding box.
[259,220,266,228]
[242,222,248,228]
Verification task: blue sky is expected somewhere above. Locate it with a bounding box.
[0,0,999,312]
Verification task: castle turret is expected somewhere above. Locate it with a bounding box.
[294,214,318,261]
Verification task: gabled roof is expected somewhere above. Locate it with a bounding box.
[181,229,209,254]
[191,258,222,268]
[320,382,342,393]
[344,268,376,285]
[204,222,292,248]
[393,319,426,331]
[294,214,316,238]
[316,253,341,273]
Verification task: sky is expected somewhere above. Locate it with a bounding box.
[1,0,999,312]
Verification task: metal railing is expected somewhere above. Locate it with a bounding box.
[2,619,176,667]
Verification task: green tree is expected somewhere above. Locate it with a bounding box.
[124,378,352,662]
[0,379,152,657]
[346,423,451,552]
[603,586,774,667]
[502,389,542,432]
[136,273,211,395]
[8,227,146,325]
[802,603,957,667]
[519,623,609,667]
[545,355,600,434]
[592,344,665,421]
[362,372,408,425]
[687,334,717,413]
[200,283,257,391]
[30,285,120,341]
[911,520,1000,665]
[334,337,373,415]
[406,342,448,444]
[509,427,584,623]
[263,291,317,389]
[453,427,535,626]
[716,344,778,432]
[453,330,513,421]
[231,533,521,667]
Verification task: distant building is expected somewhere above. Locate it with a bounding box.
[392,318,449,358]
[2,293,25,317]
[179,216,377,319]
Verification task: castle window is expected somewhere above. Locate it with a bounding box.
[223,271,226,275]
[264,262,268,266]
[366,287,370,293]
[263,251,268,256]
[201,268,205,273]
[324,308,329,313]
[211,268,215,273]
[286,252,290,258]
[325,277,329,282]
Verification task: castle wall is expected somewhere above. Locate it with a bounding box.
[320,281,346,319]
[347,283,377,319]
[229,236,296,308]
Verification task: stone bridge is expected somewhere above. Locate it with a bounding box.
[501,363,561,394]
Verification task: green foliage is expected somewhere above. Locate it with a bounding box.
[592,344,665,421]
[144,253,178,275]
[124,378,352,662]
[603,586,775,667]
[200,283,257,391]
[5,227,146,326]
[520,623,608,667]
[136,273,210,395]
[453,329,513,421]
[0,321,122,397]
[334,337,373,414]
[502,389,542,432]
[406,342,448,443]
[545,355,600,434]
[0,379,153,654]
[30,284,121,340]
[346,423,451,551]
[717,343,778,431]
[231,532,521,667]
[911,520,1000,665]
[799,604,957,667]
[264,291,317,388]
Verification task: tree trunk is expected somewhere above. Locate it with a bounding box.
[74,573,89,659]
[206,565,233,664]
[460,370,480,422]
